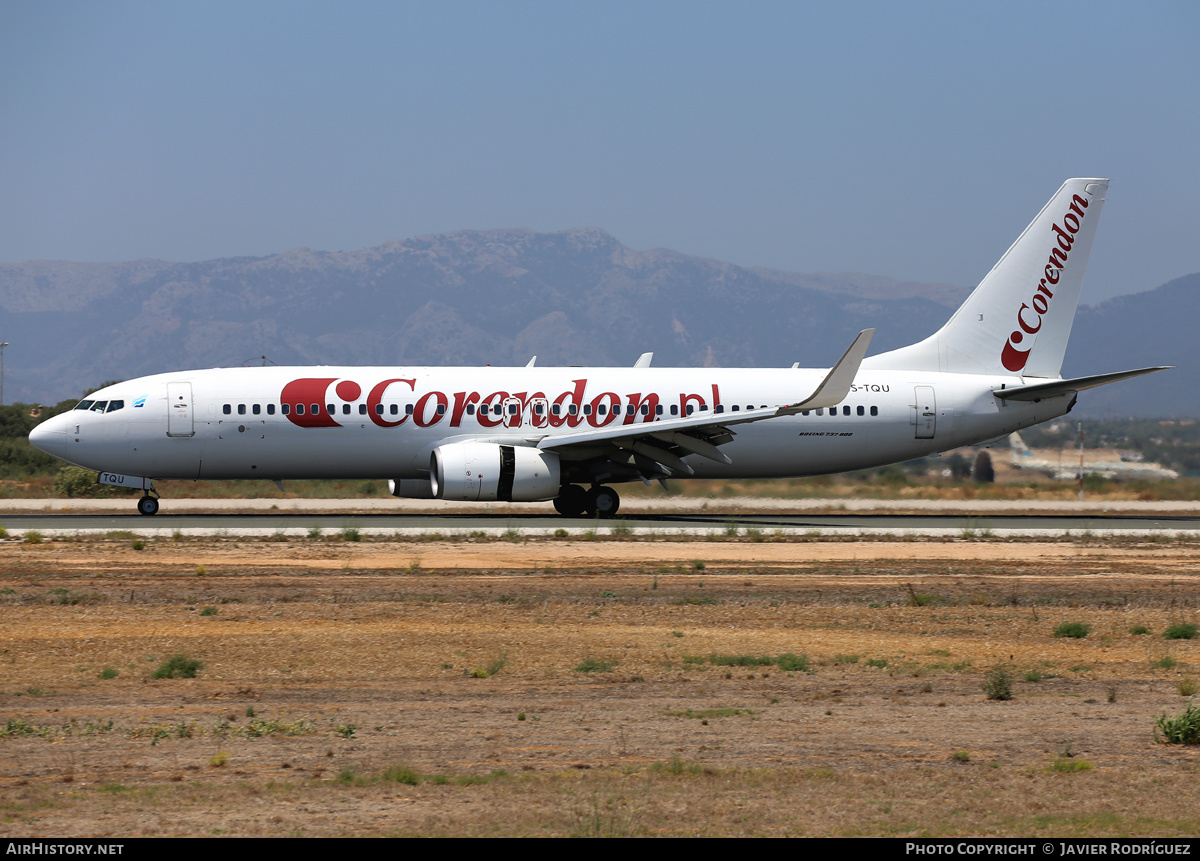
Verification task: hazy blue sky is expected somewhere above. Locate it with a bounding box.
[2,1,1197,302]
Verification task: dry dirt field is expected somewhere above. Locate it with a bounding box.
[1,533,1198,837]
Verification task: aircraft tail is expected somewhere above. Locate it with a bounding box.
[864,178,1108,378]
[1008,432,1035,461]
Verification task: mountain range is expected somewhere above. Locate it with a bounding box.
[0,228,1193,416]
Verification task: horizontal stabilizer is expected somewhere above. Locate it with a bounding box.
[994,367,1170,402]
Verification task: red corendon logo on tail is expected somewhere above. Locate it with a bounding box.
[1001,192,1091,372]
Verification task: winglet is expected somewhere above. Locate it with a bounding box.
[634,352,653,368]
[526,356,537,368]
[778,329,874,414]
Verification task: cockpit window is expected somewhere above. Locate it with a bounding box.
[90,401,108,412]
[75,400,95,411]
[106,400,124,413]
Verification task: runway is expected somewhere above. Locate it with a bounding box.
[4,497,1200,537]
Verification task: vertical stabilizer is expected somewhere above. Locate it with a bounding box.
[864,178,1108,378]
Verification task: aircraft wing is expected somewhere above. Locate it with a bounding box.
[534,330,873,474]
[994,366,1170,402]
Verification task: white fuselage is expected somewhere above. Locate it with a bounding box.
[32,365,1072,484]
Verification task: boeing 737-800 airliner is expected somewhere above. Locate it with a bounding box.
[29,178,1167,516]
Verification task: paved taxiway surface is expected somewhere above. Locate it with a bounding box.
[3,498,1199,537]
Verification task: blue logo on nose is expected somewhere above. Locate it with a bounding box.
[133,395,147,408]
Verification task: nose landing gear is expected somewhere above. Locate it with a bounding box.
[136,494,160,516]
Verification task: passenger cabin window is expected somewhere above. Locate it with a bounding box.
[583,405,592,416]
[843,406,851,416]
[342,404,351,415]
[326,403,334,415]
[310,403,319,414]
[406,404,414,415]
[267,404,276,415]
[296,404,305,415]
[281,404,290,415]
[436,404,446,415]
[870,406,878,416]
[714,405,723,414]
[550,404,560,415]
[569,404,578,415]
[466,404,476,415]
[389,404,398,415]
[375,404,383,415]
[671,405,679,415]
[237,404,246,415]
[857,406,864,416]
[655,405,663,416]
[359,404,367,415]
[252,404,261,415]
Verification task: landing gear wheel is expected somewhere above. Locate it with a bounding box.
[553,484,588,517]
[587,485,620,519]
[137,496,159,516]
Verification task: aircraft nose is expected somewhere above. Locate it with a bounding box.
[29,418,67,459]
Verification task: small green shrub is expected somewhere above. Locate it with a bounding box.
[775,653,811,673]
[1129,626,1150,636]
[339,527,361,542]
[983,666,1014,701]
[952,750,971,762]
[335,724,356,739]
[468,653,508,678]
[1164,623,1199,641]
[1050,757,1094,773]
[575,656,617,673]
[1178,678,1199,697]
[23,530,44,545]
[153,654,203,679]
[99,667,118,680]
[1054,622,1090,639]
[380,764,421,785]
[199,607,217,617]
[54,466,106,498]
[651,754,701,775]
[1154,700,1200,745]
[1153,656,1178,670]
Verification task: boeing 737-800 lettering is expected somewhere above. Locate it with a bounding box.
[29,179,1168,516]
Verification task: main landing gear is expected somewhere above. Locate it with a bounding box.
[552,484,620,518]
[136,494,160,516]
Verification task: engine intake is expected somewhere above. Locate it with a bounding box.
[431,442,560,502]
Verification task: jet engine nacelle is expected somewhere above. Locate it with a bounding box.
[388,479,435,499]
[431,442,560,502]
